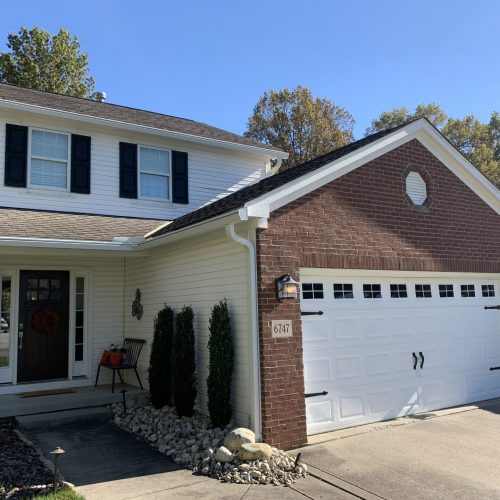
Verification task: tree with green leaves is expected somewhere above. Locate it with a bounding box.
[245,86,355,169]
[207,299,233,427]
[172,306,197,417]
[366,104,500,187]
[0,26,97,98]
[148,305,174,408]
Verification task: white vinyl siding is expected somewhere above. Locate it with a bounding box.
[30,129,69,189]
[0,110,269,220]
[124,230,252,427]
[139,146,170,200]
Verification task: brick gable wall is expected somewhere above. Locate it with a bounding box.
[256,139,500,449]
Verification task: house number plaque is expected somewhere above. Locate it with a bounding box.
[272,320,293,338]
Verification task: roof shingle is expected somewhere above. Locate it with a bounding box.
[0,207,166,242]
[0,84,279,152]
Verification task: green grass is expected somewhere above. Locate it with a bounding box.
[37,488,85,500]
[0,356,8,367]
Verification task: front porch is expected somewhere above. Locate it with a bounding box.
[0,383,147,418]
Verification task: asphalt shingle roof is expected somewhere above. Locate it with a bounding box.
[0,84,278,152]
[0,207,166,242]
[149,123,409,237]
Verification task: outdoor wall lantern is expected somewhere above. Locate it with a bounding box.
[275,274,300,300]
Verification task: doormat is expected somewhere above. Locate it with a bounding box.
[18,388,75,398]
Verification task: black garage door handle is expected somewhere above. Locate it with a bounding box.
[412,352,418,370]
[419,351,425,369]
[301,311,324,316]
[305,391,328,398]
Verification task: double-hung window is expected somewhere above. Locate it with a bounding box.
[30,129,69,189]
[139,146,170,200]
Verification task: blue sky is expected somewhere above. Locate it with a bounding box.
[1,0,499,138]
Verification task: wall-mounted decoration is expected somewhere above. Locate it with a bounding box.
[132,288,143,320]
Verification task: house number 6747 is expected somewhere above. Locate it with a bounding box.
[272,320,293,338]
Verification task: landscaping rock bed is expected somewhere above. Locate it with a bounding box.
[112,403,307,486]
[0,418,53,499]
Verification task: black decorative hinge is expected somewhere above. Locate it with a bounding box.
[301,311,324,316]
[305,391,328,398]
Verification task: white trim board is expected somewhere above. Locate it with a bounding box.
[243,119,500,219]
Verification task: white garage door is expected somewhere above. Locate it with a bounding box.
[301,271,500,435]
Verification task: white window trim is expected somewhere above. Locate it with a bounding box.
[137,144,172,202]
[27,127,71,192]
[0,269,16,384]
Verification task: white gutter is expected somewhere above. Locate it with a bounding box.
[0,235,136,251]
[0,99,288,159]
[225,223,262,441]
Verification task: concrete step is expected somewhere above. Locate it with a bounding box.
[17,406,113,430]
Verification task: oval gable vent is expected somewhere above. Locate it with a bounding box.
[405,171,427,205]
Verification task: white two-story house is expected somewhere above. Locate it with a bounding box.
[1,84,499,450]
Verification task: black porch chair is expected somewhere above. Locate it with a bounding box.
[95,338,145,393]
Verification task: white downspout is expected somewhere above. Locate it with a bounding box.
[225,223,261,441]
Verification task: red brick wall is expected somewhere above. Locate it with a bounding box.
[256,139,500,449]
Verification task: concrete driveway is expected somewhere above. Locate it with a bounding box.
[295,398,500,500]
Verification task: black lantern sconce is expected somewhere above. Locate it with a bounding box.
[275,274,300,300]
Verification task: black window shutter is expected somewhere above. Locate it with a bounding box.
[5,124,28,187]
[71,134,91,194]
[172,150,189,204]
[119,142,137,199]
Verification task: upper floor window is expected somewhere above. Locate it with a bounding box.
[139,146,170,200]
[30,129,69,189]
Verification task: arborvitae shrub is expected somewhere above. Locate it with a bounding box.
[172,305,197,417]
[148,304,174,408]
[207,299,233,427]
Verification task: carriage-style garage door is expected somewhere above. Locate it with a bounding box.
[301,271,500,435]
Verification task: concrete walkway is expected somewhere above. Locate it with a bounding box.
[22,418,355,499]
[0,384,147,418]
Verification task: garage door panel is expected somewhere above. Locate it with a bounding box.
[302,317,329,347]
[304,356,332,386]
[302,272,500,435]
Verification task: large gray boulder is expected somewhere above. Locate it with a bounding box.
[214,446,234,463]
[223,427,256,453]
[238,442,273,461]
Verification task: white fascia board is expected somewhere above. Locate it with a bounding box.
[244,126,414,218]
[244,119,500,217]
[0,99,288,160]
[0,236,136,252]
[140,211,241,250]
[413,123,500,213]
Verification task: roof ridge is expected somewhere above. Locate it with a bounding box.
[0,83,198,124]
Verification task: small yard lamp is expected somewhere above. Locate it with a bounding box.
[50,447,65,491]
[275,274,300,301]
[120,388,128,414]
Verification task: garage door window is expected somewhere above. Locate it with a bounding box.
[415,284,432,298]
[461,285,475,297]
[390,284,407,298]
[439,284,454,298]
[333,283,354,299]
[482,285,495,297]
[302,283,324,299]
[363,284,382,298]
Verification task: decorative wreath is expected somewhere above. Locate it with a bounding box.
[33,307,60,335]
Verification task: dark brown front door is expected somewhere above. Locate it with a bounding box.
[18,271,69,382]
